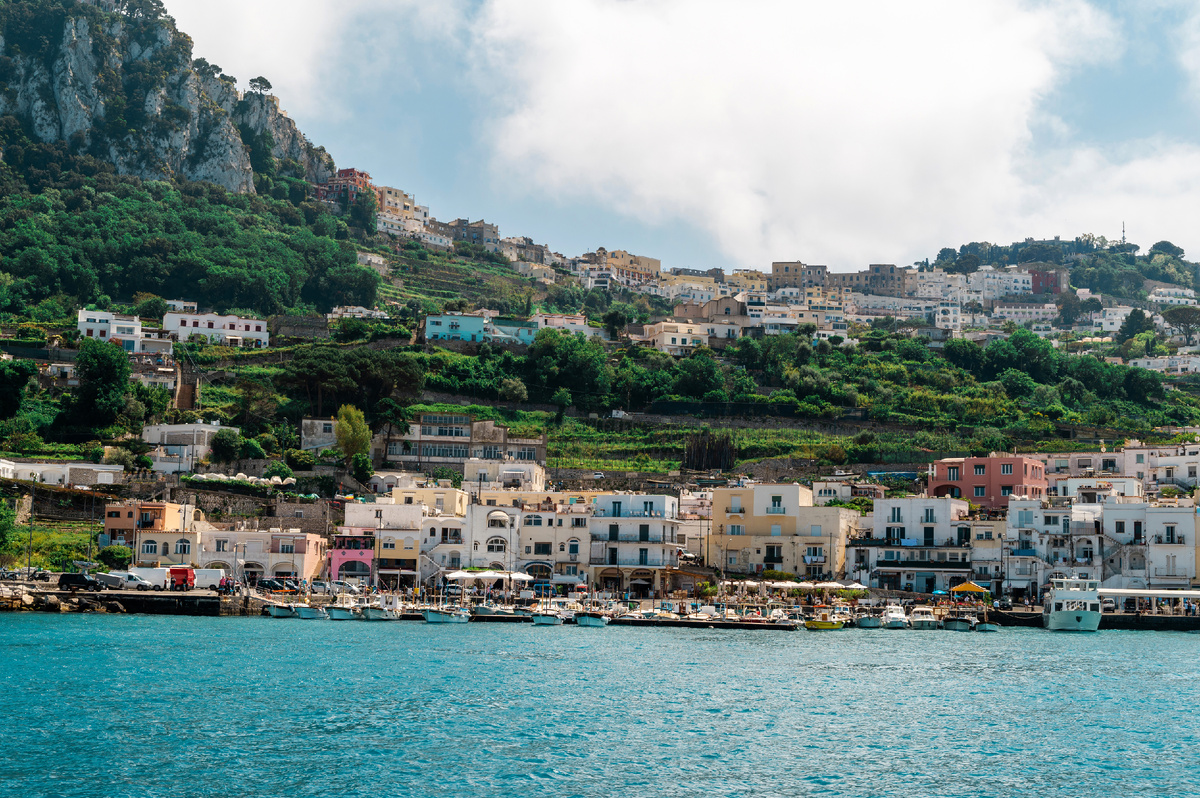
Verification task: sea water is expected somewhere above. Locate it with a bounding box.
[1,614,1197,798]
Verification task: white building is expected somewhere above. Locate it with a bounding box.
[1148,287,1197,306]
[0,459,124,486]
[142,423,239,474]
[164,312,270,348]
[589,493,680,598]
[76,310,173,356]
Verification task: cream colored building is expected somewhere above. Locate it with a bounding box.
[709,484,862,578]
[197,526,328,582]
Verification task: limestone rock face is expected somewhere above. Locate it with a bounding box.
[0,6,332,192]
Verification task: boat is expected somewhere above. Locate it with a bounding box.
[831,605,856,628]
[266,603,298,618]
[943,610,976,632]
[473,603,517,617]
[881,604,909,629]
[361,602,398,621]
[531,610,565,625]
[326,595,362,621]
[855,611,882,629]
[909,606,939,630]
[1042,576,1102,632]
[296,604,328,620]
[804,608,846,630]
[574,611,610,627]
[422,606,471,623]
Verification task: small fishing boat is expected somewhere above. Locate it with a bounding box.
[855,611,882,629]
[422,606,471,623]
[362,602,398,621]
[574,611,610,627]
[473,603,517,617]
[531,610,565,625]
[881,604,909,629]
[804,608,846,630]
[943,610,977,632]
[909,606,939,630]
[296,604,328,620]
[266,603,298,618]
[326,595,362,621]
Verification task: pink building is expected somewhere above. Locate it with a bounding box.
[328,527,375,584]
[927,455,1048,509]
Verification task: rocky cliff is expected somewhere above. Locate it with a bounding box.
[0,1,333,192]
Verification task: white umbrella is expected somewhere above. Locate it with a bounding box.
[444,570,475,580]
[844,582,868,590]
[798,581,817,589]
[742,581,759,588]
[816,581,844,589]
[772,581,798,589]
[474,570,504,579]
[508,572,534,582]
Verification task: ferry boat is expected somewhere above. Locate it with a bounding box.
[1042,577,1102,632]
[881,604,909,629]
[422,606,471,624]
[909,606,938,630]
[296,604,328,620]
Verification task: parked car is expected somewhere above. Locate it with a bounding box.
[997,598,1013,610]
[310,580,329,594]
[1101,598,1117,613]
[256,579,283,592]
[329,580,360,595]
[96,572,154,591]
[58,573,103,592]
[533,584,557,598]
[593,472,605,479]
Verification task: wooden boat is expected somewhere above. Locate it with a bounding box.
[804,608,846,630]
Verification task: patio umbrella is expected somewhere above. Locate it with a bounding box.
[772,581,798,589]
[950,582,988,593]
[843,582,868,590]
[507,572,535,582]
[798,581,817,589]
[815,581,844,589]
[444,570,475,580]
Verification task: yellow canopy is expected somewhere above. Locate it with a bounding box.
[951,582,988,593]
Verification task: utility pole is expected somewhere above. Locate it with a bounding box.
[26,484,34,574]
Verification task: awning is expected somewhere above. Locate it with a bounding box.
[630,579,652,585]
[951,581,988,593]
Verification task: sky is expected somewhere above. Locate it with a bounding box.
[166,0,1200,274]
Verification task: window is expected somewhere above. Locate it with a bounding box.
[487,537,506,553]
[973,464,986,475]
[322,423,333,434]
[729,524,745,535]
[568,540,579,555]
[174,539,191,555]
[1115,521,1125,535]
[771,524,781,536]
[1000,486,1013,496]
[1136,454,1145,464]
[216,540,228,552]
[974,486,986,497]
[524,515,543,527]
[889,507,902,523]
[638,548,649,565]
[1001,463,1013,475]
[383,540,395,549]
[947,467,960,481]
[533,542,552,556]
[142,540,158,554]
[923,509,936,523]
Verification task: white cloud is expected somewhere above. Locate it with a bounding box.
[466,0,1161,267]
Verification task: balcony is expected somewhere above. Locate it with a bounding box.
[763,555,784,564]
[589,557,669,567]
[1154,569,1188,578]
[592,534,671,543]
[765,507,787,515]
[1153,535,1187,545]
[725,507,745,515]
[1011,548,1038,557]
[594,509,669,519]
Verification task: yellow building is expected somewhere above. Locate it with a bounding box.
[728,270,769,293]
[389,486,471,516]
[606,250,661,286]
[708,485,863,578]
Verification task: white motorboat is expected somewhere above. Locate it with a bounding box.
[574,611,610,627]
[474,603,517,617]
[909,606,939,630]
[266,603,297,618]
[296,604,328,620]
[422,606,471,623]
[531,610,565,625]
[881,604,909,629]
[1042,577,1102,632]
[855,611,882,628]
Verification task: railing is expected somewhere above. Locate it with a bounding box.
[1011,548,1038,557]
[1154,569,1188,577]
[1153,535,1187,545]
[763,556,784,564]
[593,509,669,519]
[591,534,673,543]
[765,507,787,514]
[589,557,669,567]
[725,507,745,514]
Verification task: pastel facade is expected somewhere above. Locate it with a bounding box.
[164,312,269,347]
[927,455,1048,509]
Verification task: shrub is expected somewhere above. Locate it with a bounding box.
[350,452,374,484]
[284,448,315,471]
[263,461,294,480]
[102,448,136,470]
[210,429,243,462]
[239,438,266,460]
[97,545,132,570]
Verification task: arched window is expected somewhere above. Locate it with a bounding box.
[559,542,565,552]
[487,537,506,553]
[524,515,543,527]
[568,539,580,555]
[175,539,191,555]
[142,540,158,555]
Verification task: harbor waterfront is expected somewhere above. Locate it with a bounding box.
[3,615,1200,798]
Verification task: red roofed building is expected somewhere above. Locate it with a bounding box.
[314,168,380,206]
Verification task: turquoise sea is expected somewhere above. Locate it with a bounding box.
[1,615,1197,798]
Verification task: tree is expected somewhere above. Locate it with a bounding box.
[248,76,273,94]
[209,429,243,462]
[350,452,374,484]
[97,545,132,570]
[349,189,377,231]
[240,437,267,460]
[263,461,293,480]
[551,387,572,422]
[1055,291,1082,325]
[1149,240,1184,259]
[1162,305,1200,345]
[602,304,634,339]
[0,361,36,420]
[1115,309,1155,344]
[499,378,528,403]
[73,338,131,425]
[999,368,1037,398]
[102,448,136,470]
[334,404,371,462]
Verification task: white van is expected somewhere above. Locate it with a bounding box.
[129,567,170,591]
[192,569,227,590]
[96,572,154,591]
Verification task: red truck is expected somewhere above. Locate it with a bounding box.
[169,567,195,591]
